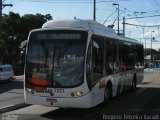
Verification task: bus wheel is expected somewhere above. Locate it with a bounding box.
[104,84,112,105]
[131,76,137,91]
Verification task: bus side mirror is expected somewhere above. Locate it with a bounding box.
[20,40,28,49]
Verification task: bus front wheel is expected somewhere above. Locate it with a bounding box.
[104,84,112,105]
[131,75,137,91]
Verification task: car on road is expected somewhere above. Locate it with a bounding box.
[0,64,15,82]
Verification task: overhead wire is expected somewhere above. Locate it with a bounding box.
[20,0,94,3]
[153,0,160,8]
[9,0,160,41]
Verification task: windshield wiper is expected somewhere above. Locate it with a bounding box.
[40,42,49,65]
[51,43,57,87]
[57,47,61,68]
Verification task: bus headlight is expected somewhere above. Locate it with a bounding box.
[76,91,83,97]
[71,91,83,97]
[76,91,82,97]
[26,88,34,94]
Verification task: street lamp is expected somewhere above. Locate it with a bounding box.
[113,3,119,34]
[150,31,155,63]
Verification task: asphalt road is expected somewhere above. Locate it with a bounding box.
[1,70,160,120]
[0,76,24,109]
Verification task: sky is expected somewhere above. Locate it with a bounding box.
[2,0,160,50]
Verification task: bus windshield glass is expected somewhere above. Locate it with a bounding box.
[26,30,88,88]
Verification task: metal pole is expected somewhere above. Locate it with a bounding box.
[151,32,152,63]
[1,2,13,42]
[0,0,2,41]
[123,17,125,36]
[145,38,146,64]
[113,3,120,34]
[118,4,119,34]
[142,27,145,64]
[150,31,154,63]
[0,0,2,64]
[93,0,96,21]
[0,1,13,64]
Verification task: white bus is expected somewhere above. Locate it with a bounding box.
[24,19,144,108]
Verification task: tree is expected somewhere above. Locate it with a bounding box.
[0,12,53,73]
[145,48,158,56]
[20,13,52,40]
[1,12,21,65]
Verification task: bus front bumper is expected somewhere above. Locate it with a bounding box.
[25,93,92,108]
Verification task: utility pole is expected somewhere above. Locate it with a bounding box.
[123,17,125,36]
[93,0,96,21]
[0,0,13,64]
[1,1,13,34]
[113,3,120,34]
[118,4,119,34]
[144,37,146,64]
[0,0,2,41]
[150,31,155,63]
[0,0,13,41]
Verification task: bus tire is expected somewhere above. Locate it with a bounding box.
[131,75,137,91]
[103,83,112,105]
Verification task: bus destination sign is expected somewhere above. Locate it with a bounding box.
[36,33,81,40]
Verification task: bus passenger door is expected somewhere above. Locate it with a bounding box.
[91,37,104,105]
[92,40,103,89]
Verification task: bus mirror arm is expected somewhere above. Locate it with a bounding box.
[20,40,28,49]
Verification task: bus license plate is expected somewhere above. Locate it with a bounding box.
[46,98,57,103]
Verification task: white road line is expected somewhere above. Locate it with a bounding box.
[6,105,58,114]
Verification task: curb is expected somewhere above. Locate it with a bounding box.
[0,103,31,114]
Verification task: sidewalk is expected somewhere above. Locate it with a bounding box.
[15,75,24,81]
[144,68,160,71]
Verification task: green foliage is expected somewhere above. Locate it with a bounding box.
[145,48,160,60]
[0,12,53,66]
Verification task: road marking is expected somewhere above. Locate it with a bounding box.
[105,72,158,113]
[0,105,15,110]
[6,105,58,114]
[86,71,159,119]
[136,73,156,94]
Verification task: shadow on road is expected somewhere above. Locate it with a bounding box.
[41,86,160,120]
[0,80,23,94]
[40,89,137,120]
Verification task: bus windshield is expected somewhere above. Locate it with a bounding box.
[26,30,88,88]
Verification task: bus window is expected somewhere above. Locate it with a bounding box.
[86,42,92,90]
[92,40,102,73]
[105,39,113,75]
[112,41,119,73]
[26,30,88,88]
[92,36,103,86]
[118,42,129,72]
[136,45,144,68]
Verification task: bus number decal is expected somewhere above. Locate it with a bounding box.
[44,88,53,93]
[54,88,64,93]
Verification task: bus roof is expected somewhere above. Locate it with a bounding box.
[41,19,141,44]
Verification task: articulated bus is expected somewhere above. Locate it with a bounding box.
[24,19,144,108]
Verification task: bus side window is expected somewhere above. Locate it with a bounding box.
[105,39,113,75]
[86,43,92,90]
[92,40,102,74]
[92,36,103,87]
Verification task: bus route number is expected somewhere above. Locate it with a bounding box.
[54,88,64,93]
